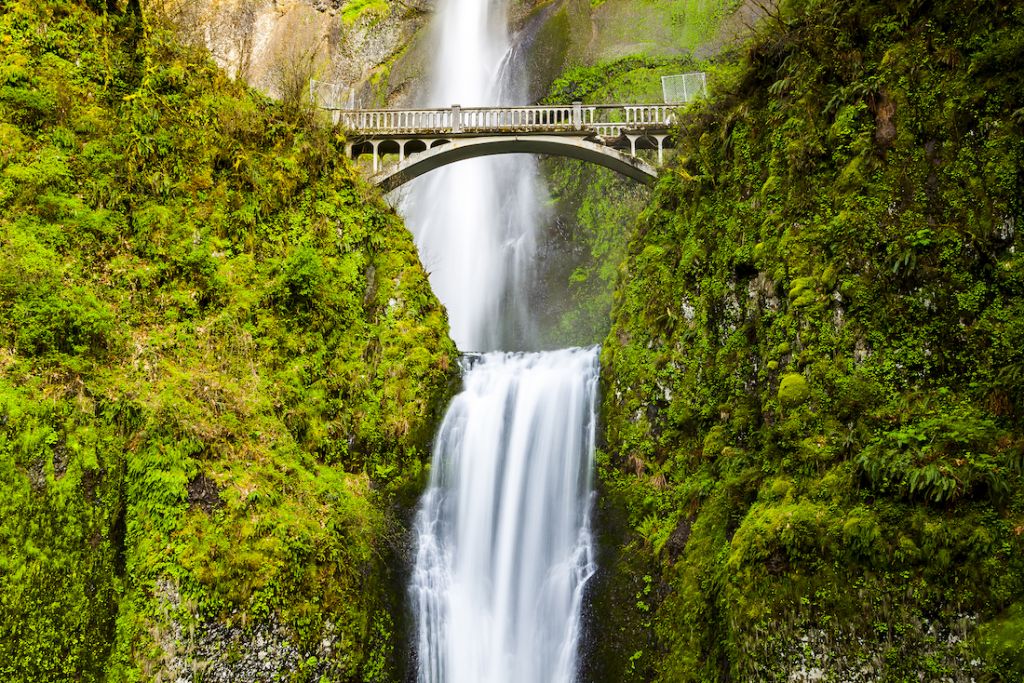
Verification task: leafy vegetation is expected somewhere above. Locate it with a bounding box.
[544,55,700,106]
[0,1,456,680]
[592,0,1024,679]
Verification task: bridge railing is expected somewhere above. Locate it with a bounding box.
[332,103,675,136]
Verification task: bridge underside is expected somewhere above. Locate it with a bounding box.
[354,135,663,192]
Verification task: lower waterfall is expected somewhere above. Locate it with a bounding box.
[410,347,599,683]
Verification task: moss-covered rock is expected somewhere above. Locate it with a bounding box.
[594,0,1024,680]
[777,373,809,407]
[0,2,456,680]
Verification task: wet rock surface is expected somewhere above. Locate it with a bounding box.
[154,580,342,682]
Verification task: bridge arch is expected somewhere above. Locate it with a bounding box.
[369,135,658,192]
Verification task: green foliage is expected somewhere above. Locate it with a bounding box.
[594,0,1024,679]
[0,1,456,680]
[0,383,127,682]
[544,55,699,105]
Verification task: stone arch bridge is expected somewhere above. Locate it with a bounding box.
[328,103,677,192]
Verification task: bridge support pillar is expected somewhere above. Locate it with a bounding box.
[653,134,668,165]
[370,140,380,173]
[626,134,640,157]
[399,140,406,163]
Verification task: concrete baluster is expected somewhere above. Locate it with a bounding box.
[452,104,462,133]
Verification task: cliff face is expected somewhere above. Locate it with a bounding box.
[148,0,433,106]
[0,2,456,680]
[591,0,1024,680]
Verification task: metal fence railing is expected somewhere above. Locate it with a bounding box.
[661,72,707,105]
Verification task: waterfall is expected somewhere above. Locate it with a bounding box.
[402,0,598,678]
[401,0,543,352]
[411,349,598,683]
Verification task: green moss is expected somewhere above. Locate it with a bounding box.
[978,602,1024,673]
[0,2,456,680]
[777,373,809,407]
[586,0,740,62]
[594,0,1024,679]
[342,0,391,24]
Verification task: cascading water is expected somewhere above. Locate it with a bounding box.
[411,349,598,683]
[402,0,598,678]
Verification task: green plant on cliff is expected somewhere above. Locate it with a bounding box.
[594,0,1024,680]
[0,1,456,681]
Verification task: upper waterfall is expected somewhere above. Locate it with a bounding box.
[400,0,545,352]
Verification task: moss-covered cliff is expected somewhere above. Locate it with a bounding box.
[592,0,1024,679]
[0,2,456,680]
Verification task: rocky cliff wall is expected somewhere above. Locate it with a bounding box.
[148,0,432,106]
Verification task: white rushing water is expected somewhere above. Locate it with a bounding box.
[401,0,598,678]
[400,0,543,351]
[411,348,599,683]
